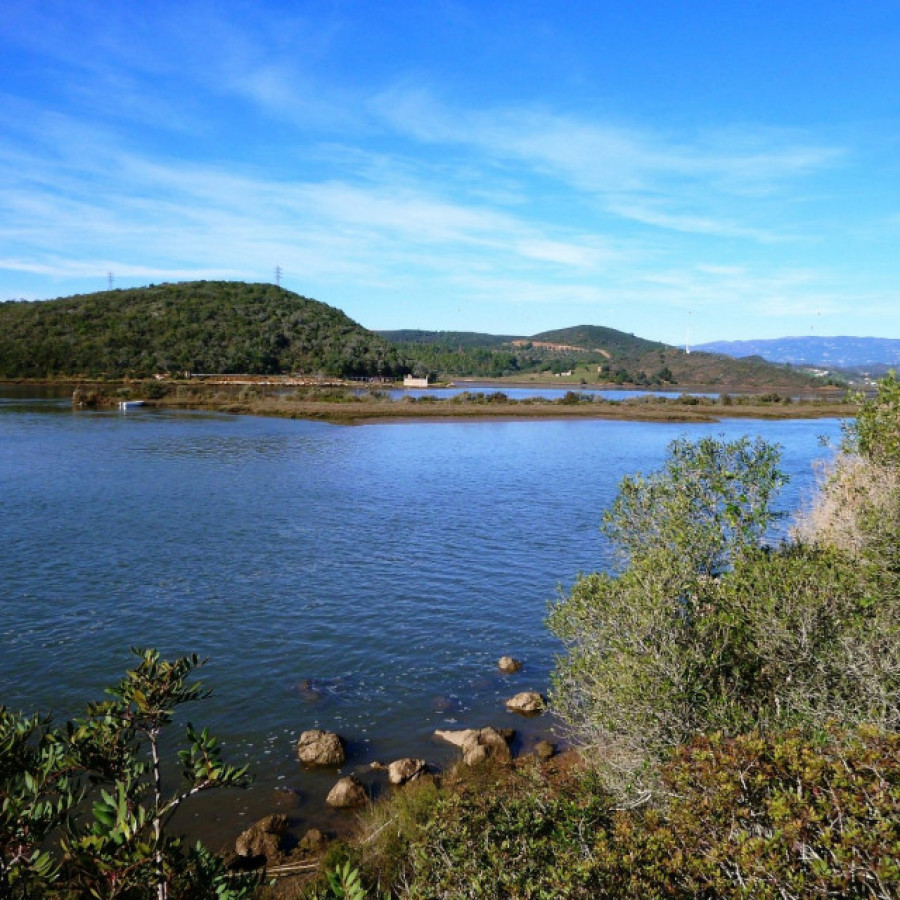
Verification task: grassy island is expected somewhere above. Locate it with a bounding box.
[64,378,858,425]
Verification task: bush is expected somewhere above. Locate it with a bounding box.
[597,726,900,899]
[0,649,259,899]
[549,424,900,791]
[357,760,613,899]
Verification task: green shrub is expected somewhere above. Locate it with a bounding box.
[0,649,259,900]
[596,726,900,899]
[359,761,613,899]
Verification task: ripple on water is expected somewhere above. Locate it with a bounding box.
[0,399,841,840]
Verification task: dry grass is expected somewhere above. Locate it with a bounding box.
[793,454,900,558]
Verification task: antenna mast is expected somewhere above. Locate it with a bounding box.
[274,265,282,287]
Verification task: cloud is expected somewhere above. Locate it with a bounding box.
[370,87,843,240]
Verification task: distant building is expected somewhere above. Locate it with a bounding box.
[403,375,430,388]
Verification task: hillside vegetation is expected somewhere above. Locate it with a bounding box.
[0,282,405,379]
[381,324,823,389]
[1,281,826,390]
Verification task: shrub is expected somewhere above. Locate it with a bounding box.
[596,726,900,899]
[0,649,259,900]
[358,760,613,899]
[548,426,900,791]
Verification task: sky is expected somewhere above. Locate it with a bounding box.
[1,1,899,344]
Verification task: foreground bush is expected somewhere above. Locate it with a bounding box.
[355,760,614,899]
[0,649,259,899]
[599,726,900,899]
[343,725,900,898]
[549,376,900,791]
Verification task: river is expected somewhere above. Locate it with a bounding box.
[0,386,843,845]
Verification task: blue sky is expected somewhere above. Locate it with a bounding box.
[2,1,899,344]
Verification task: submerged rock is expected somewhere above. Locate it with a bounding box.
[498,656,523,673]
[297,729,345,767]
[534,740,557,760]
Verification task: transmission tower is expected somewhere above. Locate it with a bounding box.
[107,271,114,290]
[274,265,282,286]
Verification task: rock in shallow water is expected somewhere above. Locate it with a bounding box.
[498,656,523,673]
[505,691,545,714]
[434,726,513,766]
[235,813,289,862]
[388,757,427,785]
[326,775,368,808]
[297,729,345,767]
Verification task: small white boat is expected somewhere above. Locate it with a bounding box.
[118,400,146,410]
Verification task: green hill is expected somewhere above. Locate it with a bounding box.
[377,329,514,348]
[531,324,665,355]
[0,281,405,379]
[380,323,821,389]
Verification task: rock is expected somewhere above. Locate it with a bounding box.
[326,775,368,808]
[297,729,345,767]
[388,758,426,785]
[235,813,289,861]
[435,727,513,766]
[498,656,522,673]
[434,728,478,749]
[534,740,556,760]
[294,679,323,701]
[298,828,327,854]
[505,691,545,714]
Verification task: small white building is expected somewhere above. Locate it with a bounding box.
[403,375,430,388]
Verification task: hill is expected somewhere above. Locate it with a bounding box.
[0,281,405,379]
[380,324,823,390]
[696,336,900,369]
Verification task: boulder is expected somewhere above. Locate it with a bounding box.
[505,691,545,714]
[387,758,426,785]
[298,828,327,854]
[326,775,368,808]
[297,729,345,767]
[433,728,478,749]
[534,740,556,760]
[435,727,513,766]
[235,813,289,862]
[498,656,522,673]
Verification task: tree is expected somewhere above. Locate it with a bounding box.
[846,370,900,466]
[602,435,787,580]
[0,649,261,900]
[550,385,900,793]
[548,436,788,790]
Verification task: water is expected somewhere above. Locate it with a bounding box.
[0,387,843,845]
[386,384,701,401]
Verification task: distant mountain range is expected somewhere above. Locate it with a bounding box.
[695,337,900,370]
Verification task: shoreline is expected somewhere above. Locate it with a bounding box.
[24,377,855,424]
[144,397,858,425]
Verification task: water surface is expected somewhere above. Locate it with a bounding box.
[0,389,842,842]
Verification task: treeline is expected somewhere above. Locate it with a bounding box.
[0,282,406,379]
[382,324,820,389]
